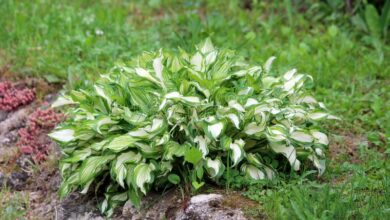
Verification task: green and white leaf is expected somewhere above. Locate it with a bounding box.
[51,96,76,108]
[241,164,265,180]
[194,135,210,158]
[264,56,276,73]
[94,85,112,105]
[104,135,137,152]
[134,67,161,86]
[270,143,300,171]
[79,155,115,185]
[228,100,245,112]
[244,122,264,135]
[226,113,240,129]
[308,154,326,176]
[48,129,75,143]
[113,151,142,187]
[291,131,313,143]
[63,148,92,163]
[208,122,224,139]
[133,163,155,194]
[311,131,329,145]
[96,117,117,134]
[153,55,166,89]
[206,157,225,178]
[230,139,245,167]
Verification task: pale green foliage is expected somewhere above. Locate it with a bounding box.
[50,39,336,215]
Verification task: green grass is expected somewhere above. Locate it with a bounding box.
[245,176,390,219]
[0,187,29,220]
[243,141,390,219]
[0,0,389,219]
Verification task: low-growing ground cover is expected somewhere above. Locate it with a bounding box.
[0,0,389,219]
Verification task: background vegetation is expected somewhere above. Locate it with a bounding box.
[0,0,389,219]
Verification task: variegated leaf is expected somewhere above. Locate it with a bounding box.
[104,135,137,152]
[241,164,265,180]
[208,122,224,139]
[206,157,225,178]
[51,96,76,108]
[230,139,245,167]
[133,163,155,194]
[291,131,313,143]
[194,135,209,158]
[270,143,300,171]
[48,129,75,143]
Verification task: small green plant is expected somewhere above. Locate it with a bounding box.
[49,39,336,215]
[351,1,390,40]
[0,187,29,220]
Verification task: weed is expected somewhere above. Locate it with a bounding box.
[0,187,29,220]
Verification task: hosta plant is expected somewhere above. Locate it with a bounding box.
[49,39,337,215]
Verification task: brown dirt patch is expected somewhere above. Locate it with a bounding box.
[223,192,267,220]
[203,188,268,220]
[0,73,65,219]
[329,132,367,164]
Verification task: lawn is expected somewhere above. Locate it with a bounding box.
[0,0,389,219]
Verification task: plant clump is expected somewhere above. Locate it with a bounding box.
[0,81,35,111]
[49,39,337,215]
[18,106,63,162]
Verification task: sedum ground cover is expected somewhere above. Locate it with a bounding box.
[0,0,389,219]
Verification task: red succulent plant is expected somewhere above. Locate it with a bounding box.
[0,81,35,111]
[17,106,63,162]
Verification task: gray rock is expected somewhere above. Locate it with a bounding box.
[66,212,105,220]
[0,107,29,136]
[44,93,59,104]
[8,171,29,190]
[122,190,180,220]
[56,192,102,220]
[120,192,247,220]
[189,194,223,204]
[0,110,7,122]
[177,194,247,220]
[122,200,142,219]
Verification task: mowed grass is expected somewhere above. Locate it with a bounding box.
[0,0,389,219]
